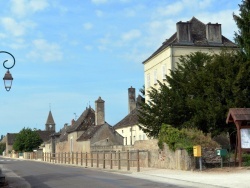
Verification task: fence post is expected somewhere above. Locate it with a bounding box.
[81,152,83,166]
[137,150,140,172]
[72,152,74,164]
[110,151,113,169]
[85,152,88,167]
[64,152,66,164]
[127,150,130,171]
[97,151,99,168]
[118,150,121,170]
[76,152,78,165]
[50,153,51,163]
[103,151,105,169]
[68,152,70,164]
[91,152,93,167]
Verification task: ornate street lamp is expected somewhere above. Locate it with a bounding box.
[1,51,15,91]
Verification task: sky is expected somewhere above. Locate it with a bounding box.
[0,0,242,135]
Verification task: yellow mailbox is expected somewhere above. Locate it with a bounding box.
[193,145,202,157]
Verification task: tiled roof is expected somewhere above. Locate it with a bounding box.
[113,108,139,129]
[67,107,95,133]
[59,125,71,142]
[142,17,238,64]
[226,108,250,124]
[7,133,17,145]
[76,124,103,141]
[36,130,54,142]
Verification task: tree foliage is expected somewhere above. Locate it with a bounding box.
[0,143,6,155]
[233,0,250,59]
[13,128,43,152]
[138,51,250,138]
[158,124,219,155]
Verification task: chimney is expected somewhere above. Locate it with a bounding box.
[206,23,222,43]
[128,86,136,113]
[71,119,75,126]
[176,21,192,43]
[95,97,105,125]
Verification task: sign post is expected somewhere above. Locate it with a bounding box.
[193,145,202,171]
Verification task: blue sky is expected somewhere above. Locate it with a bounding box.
[0,0,241,135]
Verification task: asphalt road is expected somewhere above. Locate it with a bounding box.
[0,157,192,188]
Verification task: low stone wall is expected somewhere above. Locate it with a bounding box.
[134,139,194,170]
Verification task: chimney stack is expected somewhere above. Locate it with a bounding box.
[176,21,192,43]
[128,86,136,113]
[95,97,105,125]
[206,23,222,43]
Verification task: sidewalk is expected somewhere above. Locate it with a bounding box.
[123,167,250,188]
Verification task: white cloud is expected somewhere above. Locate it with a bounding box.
[1,17,35,37]
[121,29,141,41]
[91,0,108,5]
[156,2,184,16]
[83,23,93,30]
[27,39,63,62]
[10,0,49,17]
[95,10,104,17]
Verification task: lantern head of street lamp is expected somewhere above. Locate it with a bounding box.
[3,70,13,91]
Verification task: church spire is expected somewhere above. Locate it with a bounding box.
[45,110,56,132]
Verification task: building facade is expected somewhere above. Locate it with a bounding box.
[143,17,238,102]
[114,87,149,145]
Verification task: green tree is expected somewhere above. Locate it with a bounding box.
[138,51,250,137]
[233,0,250,59]
[13,128,43,152]
[0,143,6,154]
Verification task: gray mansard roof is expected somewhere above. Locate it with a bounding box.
[143,17,237,64]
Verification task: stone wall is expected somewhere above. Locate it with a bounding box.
[134,139,194,170]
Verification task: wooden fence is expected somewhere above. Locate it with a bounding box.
[37,150,148,172]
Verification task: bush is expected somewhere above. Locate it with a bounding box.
[242,153,250,166]
[158,124,219,155]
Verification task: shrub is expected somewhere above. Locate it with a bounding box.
[158,124,219,155]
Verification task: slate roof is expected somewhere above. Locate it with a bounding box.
[67,107,95,133]
[46,110,55,125]
[6,133,17,145]
[142,17,238,64]
[226,108,250,124]
[36,130,54,142]
[58,125,71,142]
[113,108,139,129]
[77,124,103,141]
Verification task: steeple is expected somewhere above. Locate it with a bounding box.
[45,110,56,132]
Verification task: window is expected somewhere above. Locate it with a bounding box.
[125,137,127,145]
[162,64,166,80]
[146,73,150,88]
[154,69,157,84]
[139,135,141,140]
[143,134,146,140]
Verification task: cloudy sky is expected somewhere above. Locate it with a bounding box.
[0,0,241,135]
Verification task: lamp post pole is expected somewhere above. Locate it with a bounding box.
[1,51,15,91]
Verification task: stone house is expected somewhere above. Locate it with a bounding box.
[114,87,149,145]
[49,97,123,154]
[143,17,238,102]
[5,133,17,155]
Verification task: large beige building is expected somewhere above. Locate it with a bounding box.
[143,17,237,102]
